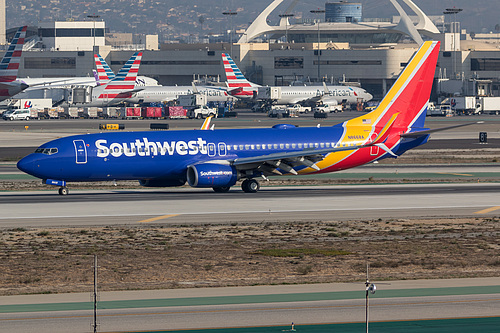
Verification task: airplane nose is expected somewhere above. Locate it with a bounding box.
[17,154,37,176]
[366,92,373,101]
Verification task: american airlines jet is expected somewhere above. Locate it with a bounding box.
[18,41,473,195]
[18,54,159,89]
[222,53,373,105]
[0,26,29,101]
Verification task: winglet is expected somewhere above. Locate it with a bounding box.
[200,115,213,130]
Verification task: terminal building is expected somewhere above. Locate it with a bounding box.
[5,0,500,101]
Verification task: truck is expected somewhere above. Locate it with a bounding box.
[313,103,342,113]
[186,105,218,119]
[10,98,53,110]
[429,104,453,117]
[476,97,500,115]
[451,96,476,115]
[286,104,311,114]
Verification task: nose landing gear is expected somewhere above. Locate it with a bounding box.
[58,187,69,195]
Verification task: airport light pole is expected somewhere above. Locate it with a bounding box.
[87,14,100,53]
[310,9,325,81]
[365,263,376,333]
[222,11,237,56]
[278,13,294,43]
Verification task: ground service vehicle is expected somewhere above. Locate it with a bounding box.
[476,97,500,115]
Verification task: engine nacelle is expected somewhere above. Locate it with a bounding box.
[187,163,238,188]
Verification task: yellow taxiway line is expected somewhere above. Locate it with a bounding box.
[139,214,180,223]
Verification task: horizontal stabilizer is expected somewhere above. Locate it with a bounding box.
[401,121,483,138]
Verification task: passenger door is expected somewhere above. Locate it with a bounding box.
[73,139,87,164]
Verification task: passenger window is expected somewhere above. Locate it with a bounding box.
[298,143,302,149]
[320,143,324,148]
[292,143,296,149]
[251,144,255,150]
[273,144,278,149]
[285,144,290,149]
[280,144,284,149]
[326,143,330,147]
[304,143,308,148]
[315,143,319,148]
[239,145,244,150]
[256,144,261,149]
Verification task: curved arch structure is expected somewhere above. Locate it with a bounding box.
[238,0,439,44]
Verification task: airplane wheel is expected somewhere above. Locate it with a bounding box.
[213,186,230,193]
[58,187,69,195]
[242,179,260,193]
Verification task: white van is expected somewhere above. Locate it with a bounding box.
[4,109,31,121]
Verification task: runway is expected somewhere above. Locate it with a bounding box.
[1,183,500,228]
[0,278,498,333]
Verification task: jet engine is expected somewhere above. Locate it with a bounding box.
[187,164,238,188]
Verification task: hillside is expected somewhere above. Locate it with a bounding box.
[6,0,500,43]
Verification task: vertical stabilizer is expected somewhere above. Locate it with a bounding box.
[96,51,143,101]
[0,26,27,83]
[222,53,259,98]
[94,54,115,84]
[349,41,440,134]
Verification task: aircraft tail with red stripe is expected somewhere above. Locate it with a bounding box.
[93,51,143,104]
[222,53,259,98]
[94,54,115,85]
[0,26,29,101]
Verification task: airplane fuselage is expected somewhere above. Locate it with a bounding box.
[17,124,427,186]
[126,86,234,104]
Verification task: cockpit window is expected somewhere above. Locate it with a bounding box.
[35,148,58,155]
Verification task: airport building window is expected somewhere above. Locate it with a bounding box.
[274,57,304,69]
[471,58,500,71]
[112,60,220,66]
[315,60,382,66]
[39,28,104,38]
[25,57,76,69]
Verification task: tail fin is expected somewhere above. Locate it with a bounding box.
[349,41,441,134]
[0,26,27,83]
[96,51,143,101]
[222,53,259,98]
[94,54,115,84]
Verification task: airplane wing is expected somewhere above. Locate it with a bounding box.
[229,143,368,175]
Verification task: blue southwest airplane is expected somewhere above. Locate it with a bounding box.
[17,41,471,195]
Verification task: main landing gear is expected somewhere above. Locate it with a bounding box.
[58,187,69,195]
[241,179,260,193]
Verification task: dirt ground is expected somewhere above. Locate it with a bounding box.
[0,217,499,296]
[1,148,499,296]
